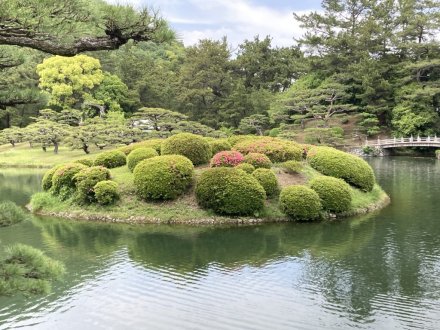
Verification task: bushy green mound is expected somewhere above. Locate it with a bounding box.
[208,139,232,155]
[134,155,194,200]
[235,163,255,174]
[94,150,127,168]
[252,169,279,197]
[280,160,303,174]
[74,166,111,203]
[244,153,272,169]
[0,201,29,227]
[279,185,322,221]
[307,146,375,191]
[310,176,352,213]
[161,133,211,165]
[195,167,266,216]
[234,137,302,162]
[227,135,262,146]
[94,180,119,205]
[0,244,65,296]
[127,147,159,172]
[51,163,87,198]
[118,139,163,155]
[210,150,244,167]
[73,158,94,167]
[42,164,62,191]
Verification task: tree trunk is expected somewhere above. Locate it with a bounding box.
[42,145,47,152]
[53,141,59,154]
[82,144,90,154]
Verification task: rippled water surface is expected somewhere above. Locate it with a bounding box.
[0,158,440,329]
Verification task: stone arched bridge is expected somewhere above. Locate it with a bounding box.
[366,136,440,149]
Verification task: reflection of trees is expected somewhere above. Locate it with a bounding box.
[0,170,44,205]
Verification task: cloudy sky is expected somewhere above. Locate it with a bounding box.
[112,0,322,47]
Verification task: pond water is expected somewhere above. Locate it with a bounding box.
[0,158,440,329]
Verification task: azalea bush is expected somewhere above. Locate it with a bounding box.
[210,151,244,167]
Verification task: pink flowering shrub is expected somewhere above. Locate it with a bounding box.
[244,153,272,169]
[210,151,244,167]
[233,137,302,162]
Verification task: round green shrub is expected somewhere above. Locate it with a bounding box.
[209,139,232,155]
[161,133,211,165]
[118,139,163,155]
[42,164,63,191]
[307,146,375,191]
[134,155,194,200]
[252,169,279,197]
[235,163,255,174]
[244,153,272,169]
[94,150,127,168]
[0,201,29,227]
[234,137,302,162]
[279,185,322,221]
[51,163,87,197]
[310,176,352,213]
[227,135,262,146]
[94,180,120,205]
[195,167,266,216]
[127,147,159,172]
[73,158,94,167]
[280,160,303,174]
[74,166,111,203]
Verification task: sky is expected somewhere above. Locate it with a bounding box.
[110,0,322,48]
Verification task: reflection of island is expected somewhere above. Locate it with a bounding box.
[0,169,45,205]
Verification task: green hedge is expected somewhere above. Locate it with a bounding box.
[73,158,94,167]
[195,167,266,216]
[42,165,63,191]
[51,163,87,198]
[134,155,194,200]
[209,139,232,155]
[252,169,279,197]
[74,166,111,203]
[94,180,120,205]
[307,146,375,191]
[118,139,163,155]
[244,153,272,169]
[234,137,302,162]
[161,133,211,165]
[310,176,352,213]
[94,150,127,168]
[280,160,303,174]
[235,163,255,174]
[127,147,159,172]
[279,185,322,221]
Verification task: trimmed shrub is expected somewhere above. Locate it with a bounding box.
[94,150,127,168]
[235,163,255,174]
[161,133,211,165]
[234,137,302,162]
[118,139,163,155]
[307,146,375,191]
[244,153,272,169]
[280,160,303,174]
[279,185,322,221]
[127,147,159,172]
[252,169,279,197]
[74,166,111,203]
[210,151,244,167]
[310,176,352,213]
[51,163,87,197]
[74,158,94,167]
[134,155,194,200]
[209,139,232,155]
[94,180,119,205]
[0,201,29,227]
[227,135,261,146]
[195,167,266,216]
[42,164,62,191]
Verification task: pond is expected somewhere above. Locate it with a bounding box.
[0,158,440,329]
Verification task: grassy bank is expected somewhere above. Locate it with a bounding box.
[0,143,100,168]
[29,164,390,225]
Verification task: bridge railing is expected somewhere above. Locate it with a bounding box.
[366,136,440,146]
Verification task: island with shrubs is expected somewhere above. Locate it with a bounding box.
[29,133,390,224]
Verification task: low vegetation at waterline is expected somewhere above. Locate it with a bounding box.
[29,134,389,224]
[0,244,65,296]
[0,201,29,227]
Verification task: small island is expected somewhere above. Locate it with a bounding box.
[29,133,389,225]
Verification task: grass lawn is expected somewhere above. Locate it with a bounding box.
[0,143,102,168]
